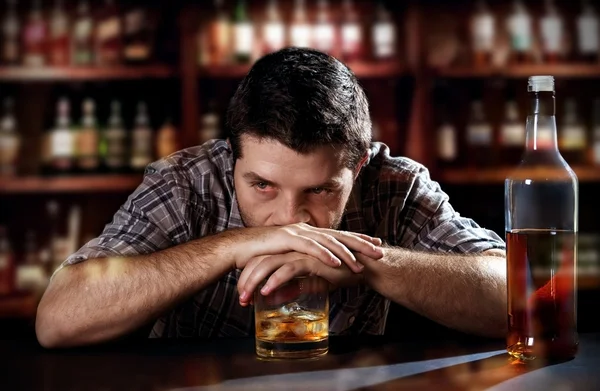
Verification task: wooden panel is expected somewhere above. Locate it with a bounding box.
[0,175,143,194]
[436,166,600,184]
[0,66,176,81]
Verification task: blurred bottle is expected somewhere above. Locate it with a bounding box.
[2,0,20,65]
[313,0,336,55]
[95,0,122,66]
[540,0,564,64]
[23,0,47,67]
[0,226,15,296]
[18,230,47,292]
[199,100,221,144]
[130,101,154,171]
[470,0,495,67]
[290,0,311,48]
[72,0,94,65]
[559,98,586,165]
[262,0,285,55]
[76,98,100,172]
[103,100,128,172]
[340,0,363,62]
[436,105,458,168]
[232,0,254,64]
[156,117,179,158]
[500,100,526,166]
[50,0,70,66]
[505,75,578,363]
[466,100,493,166]
[372,0,396,61]
[592,99,600,165]
[506,0,533,64]
[46,97,74,175]
[0,97,19,177]
[123,7,153,63]
[577,0,599,63]
[201,0,231,66]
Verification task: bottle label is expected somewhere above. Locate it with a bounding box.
[75,19,92,39]
[313,24,335,53]
[77,128,99,157]
[541,16,563,53]
[97,18,120,41]
[51,129,74,157]
[437,124,457,160]
[263,23,285,53]
[291,24,311,48]
[342,24,362,55]
[374,23,395,58]
[467,124,492,145]
[560,126,586,150]
[578,15,599,54]
[508,14,532,51]
[0,133,19,165]
[234,23,254,55]
[502,124,526,146]
[473,14,495,51]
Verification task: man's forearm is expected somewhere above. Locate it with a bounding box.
[361,247,507,338]
[36,232,236,348]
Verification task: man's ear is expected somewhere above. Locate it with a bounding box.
[354,152,369,179]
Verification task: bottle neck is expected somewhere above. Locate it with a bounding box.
[525,91,558,152]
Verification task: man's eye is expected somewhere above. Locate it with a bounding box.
[311,188,325,194]
[255,182,269,190]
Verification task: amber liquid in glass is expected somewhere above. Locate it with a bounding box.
[506,229,579,362]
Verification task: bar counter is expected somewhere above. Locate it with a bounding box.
[3,332,599,390]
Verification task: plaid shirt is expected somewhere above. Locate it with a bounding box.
[62,140,505,338]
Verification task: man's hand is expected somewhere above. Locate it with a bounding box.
[230,223,383,274]
[237,251,363,306]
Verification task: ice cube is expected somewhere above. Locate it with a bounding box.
[280,302,303,316]
[292,321,307,337]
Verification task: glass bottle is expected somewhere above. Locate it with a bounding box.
[507,0,533,64]
[232,0,254,64]
[0,97,19,177]
[290,0,311,48]
[103,100,128,172]
[500,100,526,166]
[372,0,396,60]
[262,0,285,55]
[466,99,493,166]
[2,0,20,65]
[577,0,599,63]
[539,0,564,64]
[72,0,94,65]
[340,0,363,62]
[471,0,495,67]
[76,98,100,172]
[50,0,70,66]
[505,75,579,363]
[23,0,47,67]
[130,101,154,171]
[312,0,335,55]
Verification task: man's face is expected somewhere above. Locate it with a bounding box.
[233,135,361,229]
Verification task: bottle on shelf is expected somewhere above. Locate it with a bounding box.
[262,0,285,56]
[0,226,15,296]
[312,0,336,55]
[340,0,363,62]
[539,0,564,64]
[436,104,458,168]
[465,99,493,166]
[156,117,179,159]
[201,0,231,66]
[577,0,599,63]
[505,75,578,363]
[2,0,20,65]
[50,0,70,66]
[18,230,47,293]
[103,100,128,172]
[290,0,311,49]
[199,100,221,144]
[559,98,587,165]
[95,0,122,66]
[46,97,74,175]
[232,0,254,64]
[372,0,396,61]
[72,0,94,66]
[470,0,495,67]
[130,101,154,171]
[23,0,48,67]
[123,7,153,64]
[76,98,100,172]
[592,99,600,165]
[506,0,533,64]
[0,97,19,177]
[500,100,526,166]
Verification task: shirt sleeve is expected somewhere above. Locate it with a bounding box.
[396,166,505,254]
[56,161,201,274]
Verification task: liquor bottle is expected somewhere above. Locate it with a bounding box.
[290,0,311,48]
[262,0,285,55]
[539,0,564,63]
[577,0,599,63]
[592,99,600,165]
[340,0,363,62]
[95,0,122,66]
[123,7,153,63]
[0,97,19,177]
[559,98,587,165]
[372,0,396,60]
[0,226,15,296]
[130,101,154,171]
[470,0,495,67]
[156,117,179,158]
[506,0,533,64]
[500,100,526,165]
[50,0,70,66]
[466,100,493,166]
[232,0,254,64]
[72,0,94,65]
[48,97,74,175]
[2,0,19,65]
[202,0,231,66]
[103,100,128,172]
[505,75,578,363]
[312,0,336,55]
[436,105,458,168]
[199,100,221,144]
[23,0,47,67]
[76,98,100,172]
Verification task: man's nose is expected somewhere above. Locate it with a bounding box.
[273,198,310,226]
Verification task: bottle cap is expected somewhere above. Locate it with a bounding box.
[528,76,554,92]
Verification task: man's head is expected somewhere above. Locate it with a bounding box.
[227,48,372,228]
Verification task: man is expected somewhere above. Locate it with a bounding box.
[36,48,506,348]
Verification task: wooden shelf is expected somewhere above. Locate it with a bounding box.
[436,166,600,184]
[0,65,177,81]
[199,61,406,79]
[435,64,600,79]
[0,174,143,194]
[0,291,38,319]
